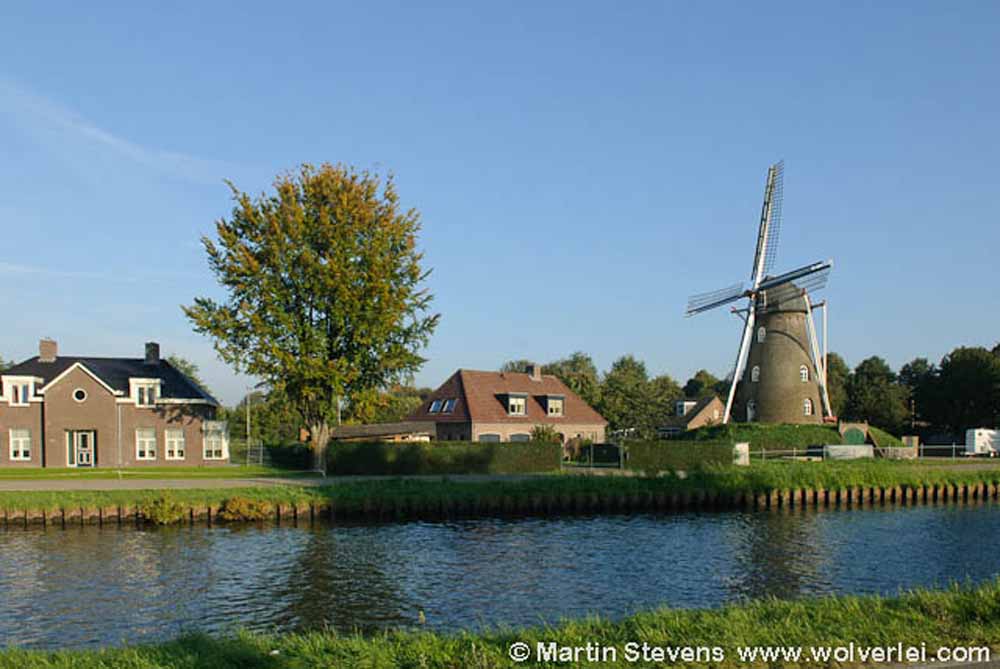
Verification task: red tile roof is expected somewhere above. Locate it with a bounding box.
[408,369,606,425]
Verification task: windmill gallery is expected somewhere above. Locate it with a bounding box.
[686,162,834,426]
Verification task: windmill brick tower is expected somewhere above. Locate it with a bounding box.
[685,162,833,424]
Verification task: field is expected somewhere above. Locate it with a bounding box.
[3,580,1000,667]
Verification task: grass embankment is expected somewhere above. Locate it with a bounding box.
[684,422,907,449]
[5,581,1000,668]
[3,461,1000,522]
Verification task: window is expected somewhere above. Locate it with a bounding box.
[11,383,30,406]
[757,326,766,343]
[428,399,443,414]
[442,398,456,414]
[9,429,31,461]
[73,388,87,403]
[507,396,526,416]
[751,365,760,383]
[803,398,814,416]
[799,365,810,382]
[509,433,530,442]
[478,433,501,443]
[203,422,228,460]
[165,429,186,460]
[136,383,157,407]
[547,397,564,416]
[136,428,156,460]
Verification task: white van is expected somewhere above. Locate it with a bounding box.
[966,429,1000,456]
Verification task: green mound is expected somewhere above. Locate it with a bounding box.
[682,422,905,449]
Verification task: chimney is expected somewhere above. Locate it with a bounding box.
[144,342,160,365]
[526,362,542,381]
[39,338,58,363]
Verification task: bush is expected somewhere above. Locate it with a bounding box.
[218,496,273,521]
[327,440,562,475]
[140,497,188,525]
[265,442,313,469]
[626,440,733,475]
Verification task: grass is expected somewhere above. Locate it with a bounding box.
[4,580,1000,667]
[684,422,911,450]
[0,466,317,480]
[3,461,1000,517]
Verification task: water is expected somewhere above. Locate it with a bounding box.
[2,504,1000,649]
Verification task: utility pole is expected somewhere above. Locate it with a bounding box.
[245,388,253,463]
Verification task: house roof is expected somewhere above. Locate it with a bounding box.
[3,356,218,404]
[664,395,721,428]
[331,421,434,440]
[408,369,606,425]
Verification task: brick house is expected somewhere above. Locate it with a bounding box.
[0,339,228,468]
[657,396,724,438]
[408,364,606,443]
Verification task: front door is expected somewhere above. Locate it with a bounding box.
[68,431,96,468]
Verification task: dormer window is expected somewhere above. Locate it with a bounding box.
[442,398,456,414]
[4,377,35,407]
[428,399,443,414]
[545,395,564,417]
[507,394,527,416]
[135,382,158,407]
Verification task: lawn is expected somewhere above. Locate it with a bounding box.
[0,465,316,480]
[3,580,1000,667]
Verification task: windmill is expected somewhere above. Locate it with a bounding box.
[685,162,833,424]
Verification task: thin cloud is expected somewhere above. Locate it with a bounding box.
[0,79,240,185]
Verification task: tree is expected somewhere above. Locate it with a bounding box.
[370,385,431,423]
[825,352,850,418]
[543,352,602,408]
[226,389,303,446]
[598,355,655,437]
[185,163,439,468]
[844,356,908,433]
[923,347,1000,434]
[649,373,683,426]
[500,359,534,373]
[166,354,213,398]
[683,369,720,399]
[899,357,937,426]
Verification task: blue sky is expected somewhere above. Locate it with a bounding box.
[0,2,997,405]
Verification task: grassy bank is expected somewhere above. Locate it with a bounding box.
[4,580,1000,667]
[3,461,1000,523]
[0,466,316,480]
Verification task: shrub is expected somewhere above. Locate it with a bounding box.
[265,443,314,469]
[530,424,561,444]
[626,440,733,475]
[683,423,842,449]
[140,497,188,525]
[327,440,561,475]
[218,496,273,522]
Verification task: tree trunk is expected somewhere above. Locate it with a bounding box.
[310,422,332,473]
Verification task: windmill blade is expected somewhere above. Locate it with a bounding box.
[764,267,831,304]
[685,282,746,317]
[723,307,755,423]
[756,259,832,294]
[749,161,784,287]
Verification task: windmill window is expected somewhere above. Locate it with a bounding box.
[746,400,756,421]
[751,366,760,383]
[757,327,766,343]
[803,398,814,416]
[799,365,809,382]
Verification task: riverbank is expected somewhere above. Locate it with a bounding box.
[3,580,1000,667]
[3,461,1000,526]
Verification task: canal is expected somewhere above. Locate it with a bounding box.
[2,503,999,649]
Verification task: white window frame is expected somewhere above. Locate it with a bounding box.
[130,379,161,407]
[757,326,766,343]
[9,429,31,461]
[4,377,35,407]
[428,399,443,414]
[135,428,157,460]
[803,398,814,416]
[72,388,88,403]
[799,365,810,382]
[202,421,229,460]
[751,365,760,383]
[547,397,564,417]
[165,428,186,461]
[507,396,526,416]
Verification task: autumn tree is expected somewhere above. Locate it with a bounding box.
[185,164,438,468]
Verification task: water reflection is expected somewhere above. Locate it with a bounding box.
[2,504,1000,649]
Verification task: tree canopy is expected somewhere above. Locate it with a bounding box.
[185,163,438,465]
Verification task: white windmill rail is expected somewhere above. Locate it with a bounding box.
[723,307,755,423]
[805,296,833,418]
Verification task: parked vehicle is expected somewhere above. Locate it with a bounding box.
[965,429,1000,456]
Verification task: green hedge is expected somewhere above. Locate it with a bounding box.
[683,423,843,449]
[626,440,734,474]
[326,440,562,475]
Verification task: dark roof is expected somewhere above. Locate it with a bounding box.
[331,421,434,440]
[3,356,218,404]
[408,369,606,425]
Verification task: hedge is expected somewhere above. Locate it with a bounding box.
[266,443,314,469]
[326,440,562,475]
[626,440,734,474]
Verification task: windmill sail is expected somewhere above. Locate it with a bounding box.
[749,161,783,288]
[685,282,745,317]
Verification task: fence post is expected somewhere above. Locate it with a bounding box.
[762,447,766,462]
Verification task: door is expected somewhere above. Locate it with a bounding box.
[68,431,96,467]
